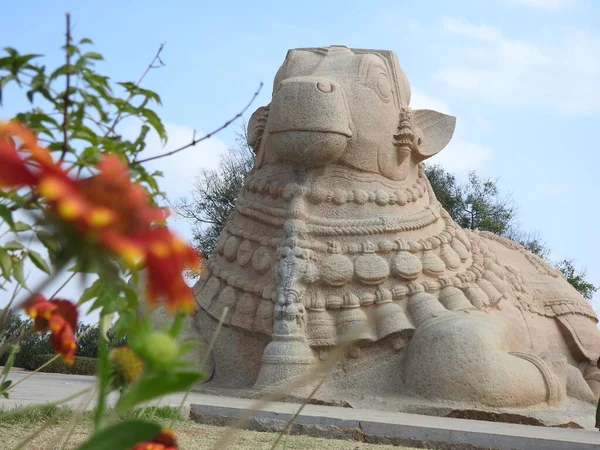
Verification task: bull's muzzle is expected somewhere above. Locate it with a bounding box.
[266,76,352,166]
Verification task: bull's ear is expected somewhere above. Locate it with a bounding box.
[412,109,456,159]
[247,104,270,153]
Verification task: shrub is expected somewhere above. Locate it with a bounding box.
[33,355,97,375]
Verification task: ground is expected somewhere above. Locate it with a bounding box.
[0,406,418,450]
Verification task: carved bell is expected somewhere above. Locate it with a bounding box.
[438,286,475,311]
[354,242,390,285]
[375,301,415,340]
[450,238,470,262]
[391,250,423,280]
[420,249,445,276]
[463,283,489,310]
[439,243,461,270]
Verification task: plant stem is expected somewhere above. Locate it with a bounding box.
[49,272,76,299]
[60,13,72,162]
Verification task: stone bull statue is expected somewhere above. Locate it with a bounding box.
[189,46,600,423]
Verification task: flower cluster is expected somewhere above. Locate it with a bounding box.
[110,345,144,386]
[24,295,78,363]
[132,429,177,450]
[0,121,202,313]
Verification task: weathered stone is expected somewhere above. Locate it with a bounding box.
[187,45,600,425]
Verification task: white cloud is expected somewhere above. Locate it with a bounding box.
[122,122,230,239]
[138,123,229,201]
[541,182,575,197]
[503,0,577,10]
[429,139,494,173]
[410,87,451,113]
[434,18,600,115]
[409,88,493,172]
[470,113,493,133]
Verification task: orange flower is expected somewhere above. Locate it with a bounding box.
[1,121,202,314]
[132,429,177,450]
[103,228,202,313]
[24,295,78,364]
[0,129,40,187]
[0,121,63,187]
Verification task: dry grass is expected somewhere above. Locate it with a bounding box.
[0,406,420,450]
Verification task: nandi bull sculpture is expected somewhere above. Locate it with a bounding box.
[187,46,600,425]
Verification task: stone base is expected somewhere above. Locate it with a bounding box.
[189,401,600,450]
[192,384,597,429]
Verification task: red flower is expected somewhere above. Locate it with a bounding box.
[0,121,63,187]
[103,228,202,314]
[24,295,78,364]
[1,121,202,314]
[132,429,177,450]
[0,124,43,188]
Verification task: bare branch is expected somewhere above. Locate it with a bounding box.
[102,42,167,138]
[132,82,263,165]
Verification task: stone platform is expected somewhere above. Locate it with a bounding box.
[189,397,600,450]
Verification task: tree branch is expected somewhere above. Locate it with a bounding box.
[102,42,166,138]
[132,82,263,165]
[59,13,72,162]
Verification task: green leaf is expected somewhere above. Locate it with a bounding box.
[115,371,204,413]
[12,258,25,286]
[140,108,167,143]
[0,380,11,393]
[11,221,31,232]
[99,313,115,340]
[28,250,51,274]
[78,279,103,305]
[75,420,161,450]
[49,64,76,81]
[4,240,24,250]
[68,259,104,275]
[0,248,11,278]
[1,345,18,377]
[79,146,101,165]
[79,38,93,45]
[0,204,15,228]
[36,230,59,256]
[82,52,103,61]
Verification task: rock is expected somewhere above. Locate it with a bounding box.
[188,45,600,425]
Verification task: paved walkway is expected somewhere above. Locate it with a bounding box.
[2,371,600,450]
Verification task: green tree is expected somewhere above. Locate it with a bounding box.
[174,128,254,258]
[425,164,596,298]
[554,259,598,300]
[425,167,516,235]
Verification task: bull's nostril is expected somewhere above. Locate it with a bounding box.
[316,81,334,93]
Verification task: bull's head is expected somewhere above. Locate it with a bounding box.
[247,46,456,182]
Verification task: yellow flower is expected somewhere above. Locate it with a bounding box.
[109,346,143,384]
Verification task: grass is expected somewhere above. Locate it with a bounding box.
[0,405,420,449]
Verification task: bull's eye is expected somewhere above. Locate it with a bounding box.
[357,55,393,103]
[376,73,392,100]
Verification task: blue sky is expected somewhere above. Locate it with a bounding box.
[1,0,599,318]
